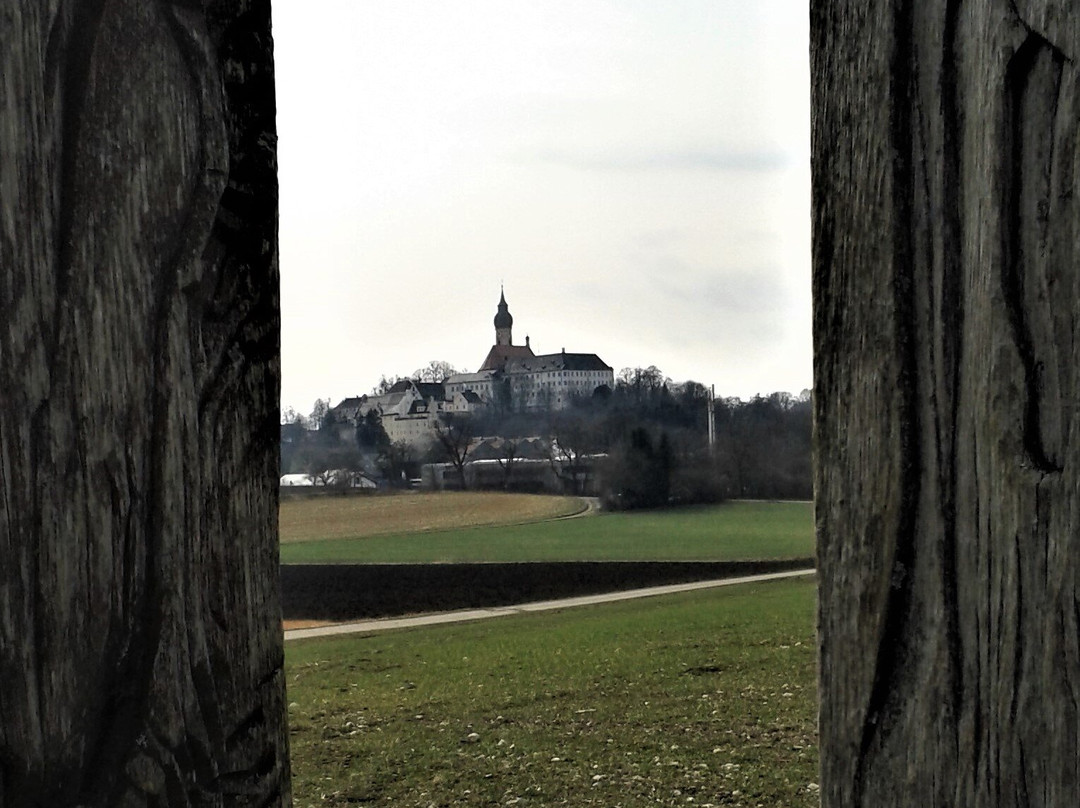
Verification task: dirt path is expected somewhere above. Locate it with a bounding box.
[283,568,815,641]
[554,496,601,519]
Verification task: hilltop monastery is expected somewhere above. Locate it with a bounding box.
[333,291,614,448]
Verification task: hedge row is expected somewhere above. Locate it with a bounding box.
[280,559,815,621]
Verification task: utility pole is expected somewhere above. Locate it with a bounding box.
[707,384,716,453]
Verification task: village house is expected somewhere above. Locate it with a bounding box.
[332,379,448,448]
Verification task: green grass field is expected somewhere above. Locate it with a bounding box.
[286,576,819,808]
[279,500,814,564]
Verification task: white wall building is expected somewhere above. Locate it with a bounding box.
[332,379,448,450]
[331,290,615,447]
[445,290,614,411]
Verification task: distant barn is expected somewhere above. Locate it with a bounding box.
[280,471,377,489]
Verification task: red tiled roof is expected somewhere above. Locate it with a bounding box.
[479,343,535,371]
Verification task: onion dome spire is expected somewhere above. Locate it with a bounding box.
[494,287,513,345]
[494,287,513,329]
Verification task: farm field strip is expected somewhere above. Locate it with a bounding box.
[279,499,814,564]
[286,576,819,808]
[279,491,584,543]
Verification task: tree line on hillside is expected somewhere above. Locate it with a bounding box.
[544,368,812,507]
[280,365,812,509]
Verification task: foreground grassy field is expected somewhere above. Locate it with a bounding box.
[279,499,814,564]
[286,576,818,808]
[280,492,585,543]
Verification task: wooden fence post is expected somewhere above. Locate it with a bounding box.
[1,2,288,805]
[814,1,1080,805]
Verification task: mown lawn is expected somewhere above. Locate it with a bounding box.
[286,576,818,808]
[279,500,813,564]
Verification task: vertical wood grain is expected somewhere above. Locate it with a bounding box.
[814,1,1080,805]
[0,2,287,805]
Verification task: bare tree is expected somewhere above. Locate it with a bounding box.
[431,412,476,489]
[371,374,403,395]
[492,437,521,489]
[1,3,287,804]
[815,2,1080,805]
[413,360,460,383]
[307,467,336,487]
[547,415,602,495]
[379,439,420,487]
[281,404,308,427]
[309,397,332,430]
[304,446,363,488]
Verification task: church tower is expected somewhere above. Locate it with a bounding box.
[494,288,513,346]
[479,287,535,371]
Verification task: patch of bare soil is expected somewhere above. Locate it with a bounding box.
[279,491,585,543]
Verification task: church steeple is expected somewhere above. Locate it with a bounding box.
[478,286,537,372]
[494,287,513,346]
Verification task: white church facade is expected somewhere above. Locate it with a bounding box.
[334,291,614,448]
[444,290,614,412]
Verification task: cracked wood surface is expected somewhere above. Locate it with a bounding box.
[814,1,1080,805]
[0,2,287,806]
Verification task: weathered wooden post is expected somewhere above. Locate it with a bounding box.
[814,1,1080,805]
[1,2,288,805]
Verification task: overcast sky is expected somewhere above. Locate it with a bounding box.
[274,1,810,413]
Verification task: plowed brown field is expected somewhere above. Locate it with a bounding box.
[279,491,584,544]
